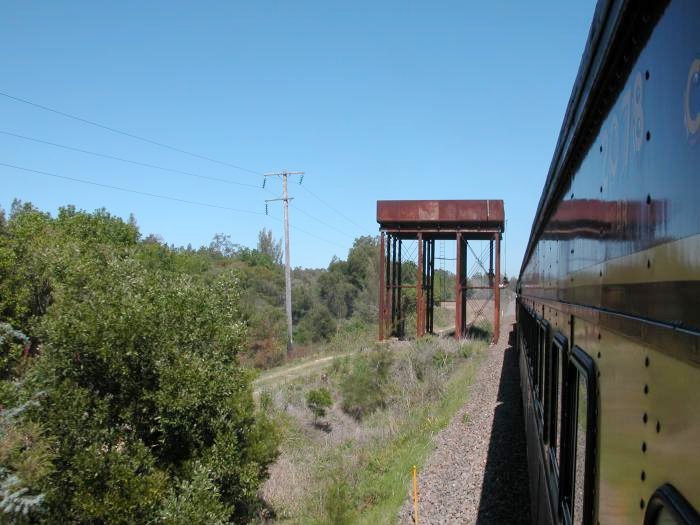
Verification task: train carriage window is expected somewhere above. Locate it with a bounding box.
[538,320,550,438]
[530,313,536,376]
[550,334,567,476]
[532,315,541,390]
[561,346,597,525]
[572,371,588,523]
[547,333,567,472]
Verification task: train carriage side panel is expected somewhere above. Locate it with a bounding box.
[518,0,700,523]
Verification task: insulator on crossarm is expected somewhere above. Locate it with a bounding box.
[265,203,268,215]
[263,178,266,189]
[299,175,304,185]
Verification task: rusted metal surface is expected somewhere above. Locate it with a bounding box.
[377,200,504,341]
[493,231,500,343]
[417,233,424,338]
[455,232,464,339]
[377,200,504,227]
[379,232,385,341]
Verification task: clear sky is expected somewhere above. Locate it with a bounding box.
[1,1,596,275]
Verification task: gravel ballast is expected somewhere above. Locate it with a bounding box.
[399,317,531,524]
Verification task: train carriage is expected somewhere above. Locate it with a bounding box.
[517,1,700,523]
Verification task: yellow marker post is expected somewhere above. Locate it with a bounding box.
[412,465,419,525]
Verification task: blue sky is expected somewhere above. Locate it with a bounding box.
[1,1,595,274]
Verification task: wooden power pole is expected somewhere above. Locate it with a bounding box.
[264,170,304,354]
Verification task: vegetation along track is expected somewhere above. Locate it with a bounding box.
[258,323,506,522]
[398,314,530,524]
[254,352,353,392]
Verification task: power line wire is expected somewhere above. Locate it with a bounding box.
[299,183,365,230]
[267,214,346,250]
[0,136,350,247]
[0,162,264,216]
[0,130,262,189]
[0,92,356,249]
[290,202,353,239]
[0,91,263,176]
[0,161,346,249]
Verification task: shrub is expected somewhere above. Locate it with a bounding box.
[432,349,454,370]
[159,463,232,525]
[329,356,350,377]
[2,252,278,522]
[322,474,354,525]
[341,349,392,420]
[306,388,332,422]
[258,390,274,412]
[295,305,337,344]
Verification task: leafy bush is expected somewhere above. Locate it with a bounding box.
[159,463,232,525]
[341,349,392,420]
[0,205,279,523]
[322,474,354,525]
[306,388,332,422]
[295,305,337,344]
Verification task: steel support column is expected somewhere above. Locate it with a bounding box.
[455,233,462,339]
[493,231,501,344]
[461,238,467,336]
[379,232,386,340]
[428,239,435,334]
[489,239,494,288]
[397,239,403,338]
[417,233,424,338]
[385,233,391,337]
[391,236,397,335]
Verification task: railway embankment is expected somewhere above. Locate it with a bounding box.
[398,315,530,524]
[257,331,492,523]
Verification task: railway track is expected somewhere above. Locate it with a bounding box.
[399,316,530,524]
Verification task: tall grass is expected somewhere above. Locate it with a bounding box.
[263,335,488,524]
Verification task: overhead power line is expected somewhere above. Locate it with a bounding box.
[0,91,262,176]
[291,203,353,239]
[299,183,365,230]
[0,92,355,253]
[0,161,345,251]
[0,130,262,189]
[0,162,264,216]
[0,132,351,247]
[267,215,345,250]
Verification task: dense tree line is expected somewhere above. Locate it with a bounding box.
[0,201,378,523]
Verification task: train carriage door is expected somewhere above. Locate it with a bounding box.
[560,346,598,525]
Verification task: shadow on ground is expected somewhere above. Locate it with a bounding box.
[476,325,531,524]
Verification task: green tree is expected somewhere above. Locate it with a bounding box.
[306,388,332,423]
[295,304,337,343]
[341,349,392,420]
[257,228,282,265]
[0,204,279,523]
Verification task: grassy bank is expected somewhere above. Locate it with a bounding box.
[258,334,489,524]
[350,355,484,524]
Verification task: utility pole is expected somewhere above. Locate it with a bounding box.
[264,170,304,354]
